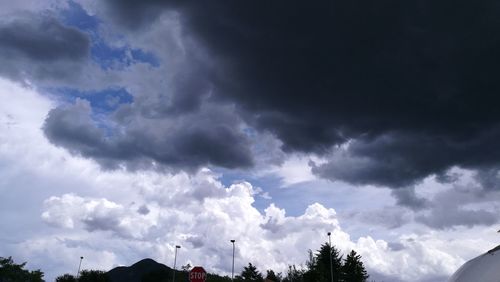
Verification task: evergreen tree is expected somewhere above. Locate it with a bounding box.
[282,265,304,282]
[0,256,44,282]
[181,263,192,272]
[303,249,318,282]
[206,273,232,282]
[238,263,263,281]
[303,243,342,282]
[55,274,77,282]
[341,250,369,282]
[265,269,281,282]
[56,270,110,282]
[78,270,111,282]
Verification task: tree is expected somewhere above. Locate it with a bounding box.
[206,273,232,282]
[237,263,263,281]
[265,269,282,282]
[303,250,318,282]
[0,256,44,282]
[341,250,369,282]
[303,243,342,282]
[55,274,77,282]
[282,265,304,282]
[56,270,110,282]
[78,270,111,282]
[181,263,192,272]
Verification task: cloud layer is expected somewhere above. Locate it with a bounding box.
[2,78,500,282]
[31,0,500,191]
[0,14,90,82]
[2,2,500,282]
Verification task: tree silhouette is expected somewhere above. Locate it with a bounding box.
[0,256,44,282]
[55,274,77,282]
[78,270,111,282]
[282,265,305,282]
[237,263,263,281]
[341,250,369,282]
[303,243,342,282]
[55,270,110,282]
[265,269,282,282]
[181,263,192,272]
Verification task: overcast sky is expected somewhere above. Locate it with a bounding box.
[1,1,500,281]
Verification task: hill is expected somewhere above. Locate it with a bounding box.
[107,258,181,282]
[106,258,231,282]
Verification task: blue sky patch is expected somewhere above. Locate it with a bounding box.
[90,40,129,69]
[130,48,160,67]
[59,1,160,69]
[91,42,160,70]
[59,1,99,31]
[51,87,134,114]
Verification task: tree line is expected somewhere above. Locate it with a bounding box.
[0,242,369,281]
[234,243,369,282]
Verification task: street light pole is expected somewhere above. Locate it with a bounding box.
[77,256,83,278]
[173,245,181,282]
[328,232,333,282]
[230,240,235,281]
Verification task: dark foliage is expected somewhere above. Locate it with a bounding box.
[341,250,369,282]
[282,265,305,282]
[265,269,282,282]
[236,263,263,281]
[0,256,44,282]
[55,274,77,282]
[55,270,110,282]
[303,243,343,282]
[78,270,111,282]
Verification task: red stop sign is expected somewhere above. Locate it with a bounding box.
[189,266,207,282]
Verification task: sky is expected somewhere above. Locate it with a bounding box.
[1,1,500,281]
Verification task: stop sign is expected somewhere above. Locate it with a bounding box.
[189,266,207,282]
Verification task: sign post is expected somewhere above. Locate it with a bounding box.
[189,266,207,282]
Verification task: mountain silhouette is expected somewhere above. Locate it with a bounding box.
[107,258,175,282]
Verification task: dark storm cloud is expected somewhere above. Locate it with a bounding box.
[92,0,500,187]
[474,168,500,191]
[0,16,89,61]
[101,0,181,30]
[391,188,429,211]
[43,100,253,170]
[311,129,500,188]
[0,15,90,81]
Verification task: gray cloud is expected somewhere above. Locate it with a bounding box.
[474,168,500,191]
[387,242,406,252]
[312,130,500,189]
[345,206,413,229]
[43,100,253,171]
[137,205,150,215]
[100,0,181,31]
[84,0,500,190]
[416,207,498,230]
[391,187,429,211]
[0,14,90,82]
[43,99,119,162]
[0,17,89,61]
[414,181,500,229]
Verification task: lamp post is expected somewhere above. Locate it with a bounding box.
[77,256,83,278]
[173,245,181,282]
[328,232,333,282]
[230,240,235,281]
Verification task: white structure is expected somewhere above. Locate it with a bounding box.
[449,245,500,282]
